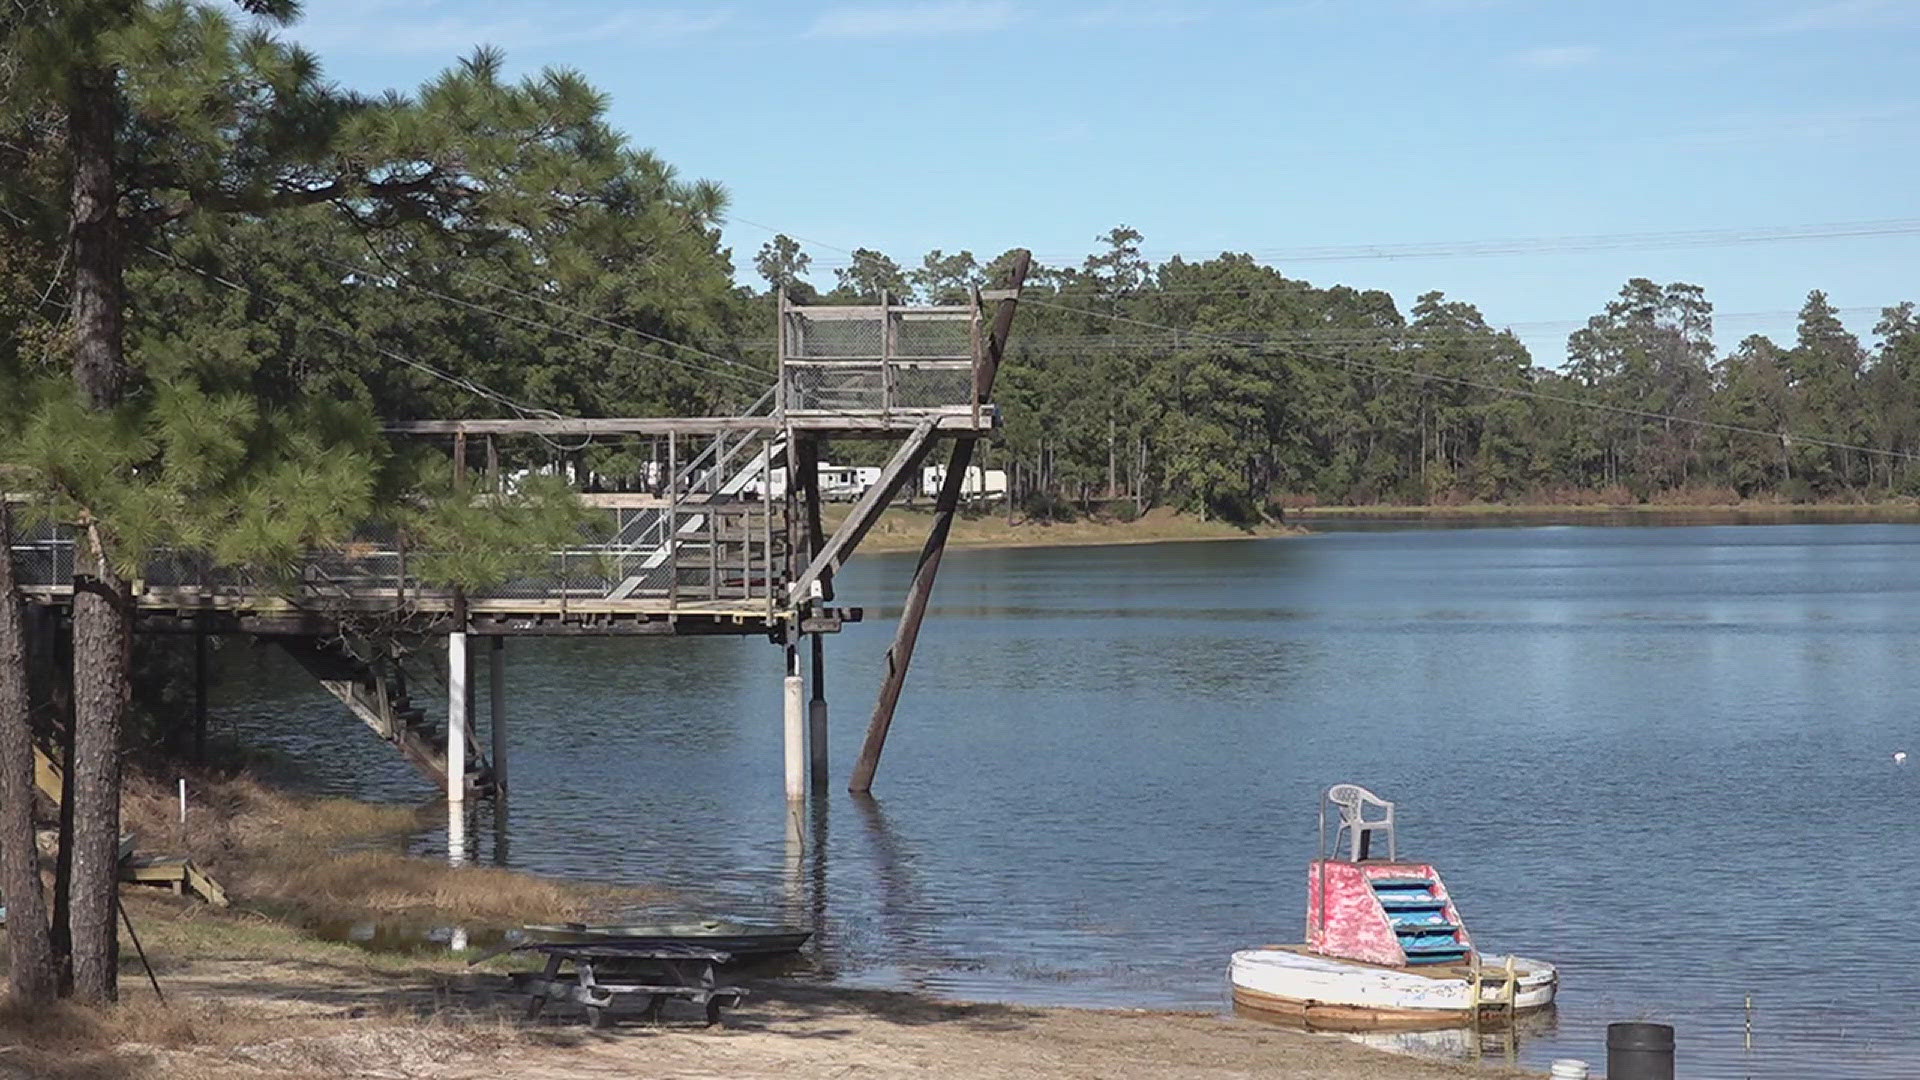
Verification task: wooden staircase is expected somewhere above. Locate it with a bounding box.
[273,636,493,795]
[1369,875,1472,965]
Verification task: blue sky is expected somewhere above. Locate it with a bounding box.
[284,0,1920,364]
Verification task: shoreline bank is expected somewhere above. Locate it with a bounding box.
[1292,501,1920,521]
[59,908,1541,1079]
[824,499,1920,557]
[1,773,1540,1078]
[846,505,1301,553]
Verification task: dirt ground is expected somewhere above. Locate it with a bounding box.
[0,750,1538,1079]
[18,951,1539,1080]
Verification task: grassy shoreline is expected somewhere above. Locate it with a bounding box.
[0,771,1542,1078]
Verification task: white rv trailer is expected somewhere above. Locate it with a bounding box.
[920,464,1008,501]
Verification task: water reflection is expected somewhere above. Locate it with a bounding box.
[1325,1009,1559,1067]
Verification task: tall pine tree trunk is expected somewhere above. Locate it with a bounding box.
[69,64,123,411]
[66,60,128,1005]
[0,503,58,1004]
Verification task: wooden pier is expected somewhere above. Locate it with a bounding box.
[8,255,1031,858]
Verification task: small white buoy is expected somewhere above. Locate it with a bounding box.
[1896,751,1909,765]
[1549,1060,1590,1080]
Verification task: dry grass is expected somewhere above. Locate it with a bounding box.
[113,771,649,929]
[0,988,525,1080]
[266,850,597,923]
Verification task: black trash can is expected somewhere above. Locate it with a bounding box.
[1607,1021,1675,1080]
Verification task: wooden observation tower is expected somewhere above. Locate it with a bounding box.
[9,252,1031,859]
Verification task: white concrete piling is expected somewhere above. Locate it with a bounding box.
[784,666,805,804]
[448,630,468,866]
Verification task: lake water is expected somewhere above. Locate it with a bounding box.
[216,523,1920,1077]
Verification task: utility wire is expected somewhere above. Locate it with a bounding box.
[731,216,1918,461]
[791,217,1920,270]
[449,267,763,376]
[999,304,1889,339]
[143,243,562,419]
[319,248,770,392]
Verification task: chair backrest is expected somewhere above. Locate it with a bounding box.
[1326,783,1390,822]
[1319,783,1396,861]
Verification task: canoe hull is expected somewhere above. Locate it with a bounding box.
[522,922,812,957]
[1229,946,1557,1032]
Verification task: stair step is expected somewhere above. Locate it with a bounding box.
[1377,896,1447,911]
[1397,941,1466,957]
[1369,877,1436,889]
[1391,921,1459,934]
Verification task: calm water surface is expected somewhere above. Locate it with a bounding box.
[218,523,1920,1077]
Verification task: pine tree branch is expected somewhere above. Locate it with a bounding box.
[137,170,470,228]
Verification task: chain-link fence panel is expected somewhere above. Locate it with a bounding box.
[791,313,884,358]
[7,517,73,589]
[785,361,887,412]
[895,315,972,358]
[891,362,974,409]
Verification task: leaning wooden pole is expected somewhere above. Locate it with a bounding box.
[796,436,833,791]
[848,251,1030,794]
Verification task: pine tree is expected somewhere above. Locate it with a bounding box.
[3,0,735,1002]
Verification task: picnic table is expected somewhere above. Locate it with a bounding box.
[505,940,748,1028]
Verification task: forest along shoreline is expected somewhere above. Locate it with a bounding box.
[0,769,1540,1080]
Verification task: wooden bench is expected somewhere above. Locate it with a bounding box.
[504,940,748,1028]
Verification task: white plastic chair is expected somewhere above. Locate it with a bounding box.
[1320,783,1397,862]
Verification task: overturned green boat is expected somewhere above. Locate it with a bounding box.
[520,920,812,958]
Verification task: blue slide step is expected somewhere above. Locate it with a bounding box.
[1403,944,1471,961]
[1369,878,1436,890]
[1391,920,1459,934]
[1377,896,1447,911]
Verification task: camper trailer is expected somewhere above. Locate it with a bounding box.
[920,464,1008,501]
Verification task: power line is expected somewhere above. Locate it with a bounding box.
[142,243,563,419]
[454,266,762,375]
[318,248,771,392]
[789,217,1920,271]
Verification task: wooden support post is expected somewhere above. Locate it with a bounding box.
[490,635,509,868]
[666,431,679,608]
[849,252,1030,794]
[783,646,804,804]
[447,630,468,866]
[489,636,507,801]
[192,628,208,765]
[809,634,828,792]
[847,447,970,794]
[796,435,831,791]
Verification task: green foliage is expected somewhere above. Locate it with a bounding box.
[397,470,604,590]
[2,2,744,596]
[831,247,908,302]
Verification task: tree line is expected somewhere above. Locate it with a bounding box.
[3,0,1918,1012]
[753,227,1920,520]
